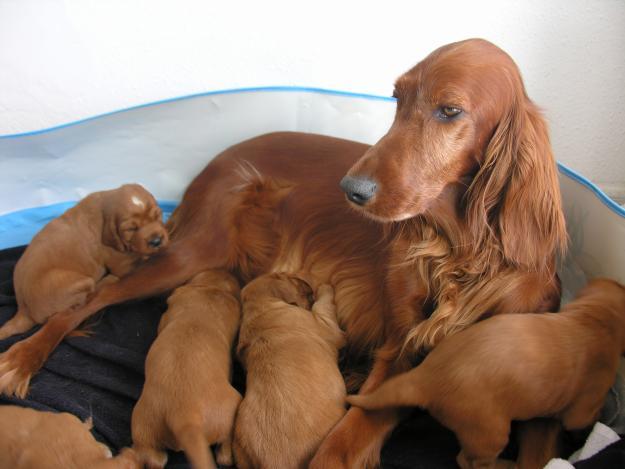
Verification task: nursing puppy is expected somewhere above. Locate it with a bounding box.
[0,184,168,345]
[0,405,139,469]
[233,273,346,469]
[348,278,625,469]
[132,270,241,469]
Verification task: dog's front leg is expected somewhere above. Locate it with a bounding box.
[309,339,409,469]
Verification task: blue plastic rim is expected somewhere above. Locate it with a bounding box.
[557,163,625,218]
[0,86,622,250]
[0,201,178,250]
[0,86,396,140]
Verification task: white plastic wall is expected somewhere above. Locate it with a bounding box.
[0,0,624,200]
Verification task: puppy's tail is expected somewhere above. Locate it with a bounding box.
[177,425,217,469]
[346,367,428,410]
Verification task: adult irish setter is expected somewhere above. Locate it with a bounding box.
[0,38,567,467]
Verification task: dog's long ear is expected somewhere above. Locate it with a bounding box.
[101,208,126,252]
[466,98,567,271]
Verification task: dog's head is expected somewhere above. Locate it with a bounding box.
[341,38,566,270]
[102,184,169,255]
[242,272,314,309]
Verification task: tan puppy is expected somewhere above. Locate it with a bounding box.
[348,278,625,469]
[0,184,168,344]
[233,273,346,469]
[0,405,139,469]
[132,270,241,469]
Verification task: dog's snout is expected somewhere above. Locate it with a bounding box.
[340,176,377,206]
[148,235,163,248]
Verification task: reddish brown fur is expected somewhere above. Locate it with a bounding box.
[348,279,625,469]
[0,39,566,467]
[0,405,139,469]
[131,270,241,469]
[0,184,168,397]
[233,274,345,469]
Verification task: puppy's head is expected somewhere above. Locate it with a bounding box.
[102,184,169,255]
[242,273,314,309]
[186,269,241,297]
[578,278,625,308]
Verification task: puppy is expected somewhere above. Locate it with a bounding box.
[0,184,168,341]
[348,278,625,469]
[0,405,139,469]
[233,273,346,469]
[132,270,241,469]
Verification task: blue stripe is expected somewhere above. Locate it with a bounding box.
[0,86,395,139]
[557,163,625,218]
[0,201,178,250]
[0,163,622,250]
[0,86,621,250]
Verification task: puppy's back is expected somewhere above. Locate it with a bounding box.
[234,300,345,469]
[133,272,241,468]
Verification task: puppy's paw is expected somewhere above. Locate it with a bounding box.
[316,284,335,301]
[115,448,142,469]
[0,344,37,398]
[134,446,168,469]
[216,442,234,466]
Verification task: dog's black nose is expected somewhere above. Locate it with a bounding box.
[148,236,162,248]
[340,175,377,206]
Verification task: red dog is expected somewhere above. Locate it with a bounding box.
[0,39,566,467]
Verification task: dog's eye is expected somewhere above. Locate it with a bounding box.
[125,226,138,232]
[437,106,463,120]
[392,90,398,99]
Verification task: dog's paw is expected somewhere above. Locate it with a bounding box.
[0,341,40,398]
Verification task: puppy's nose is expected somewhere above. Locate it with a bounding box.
[148,235,163,248]
[340,175,377,206]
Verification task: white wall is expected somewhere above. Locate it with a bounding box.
[1,0,624,201]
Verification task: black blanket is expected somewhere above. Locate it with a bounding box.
[1,245,623,468]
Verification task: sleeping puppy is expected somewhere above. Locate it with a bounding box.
[233,273,346,469]
[0,184,168,341]
[348,278,625,469]
[132,270,241,469]
[0,405,139,469]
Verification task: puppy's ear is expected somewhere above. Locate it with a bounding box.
[285,276,314,309]
[102,214,126,251]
